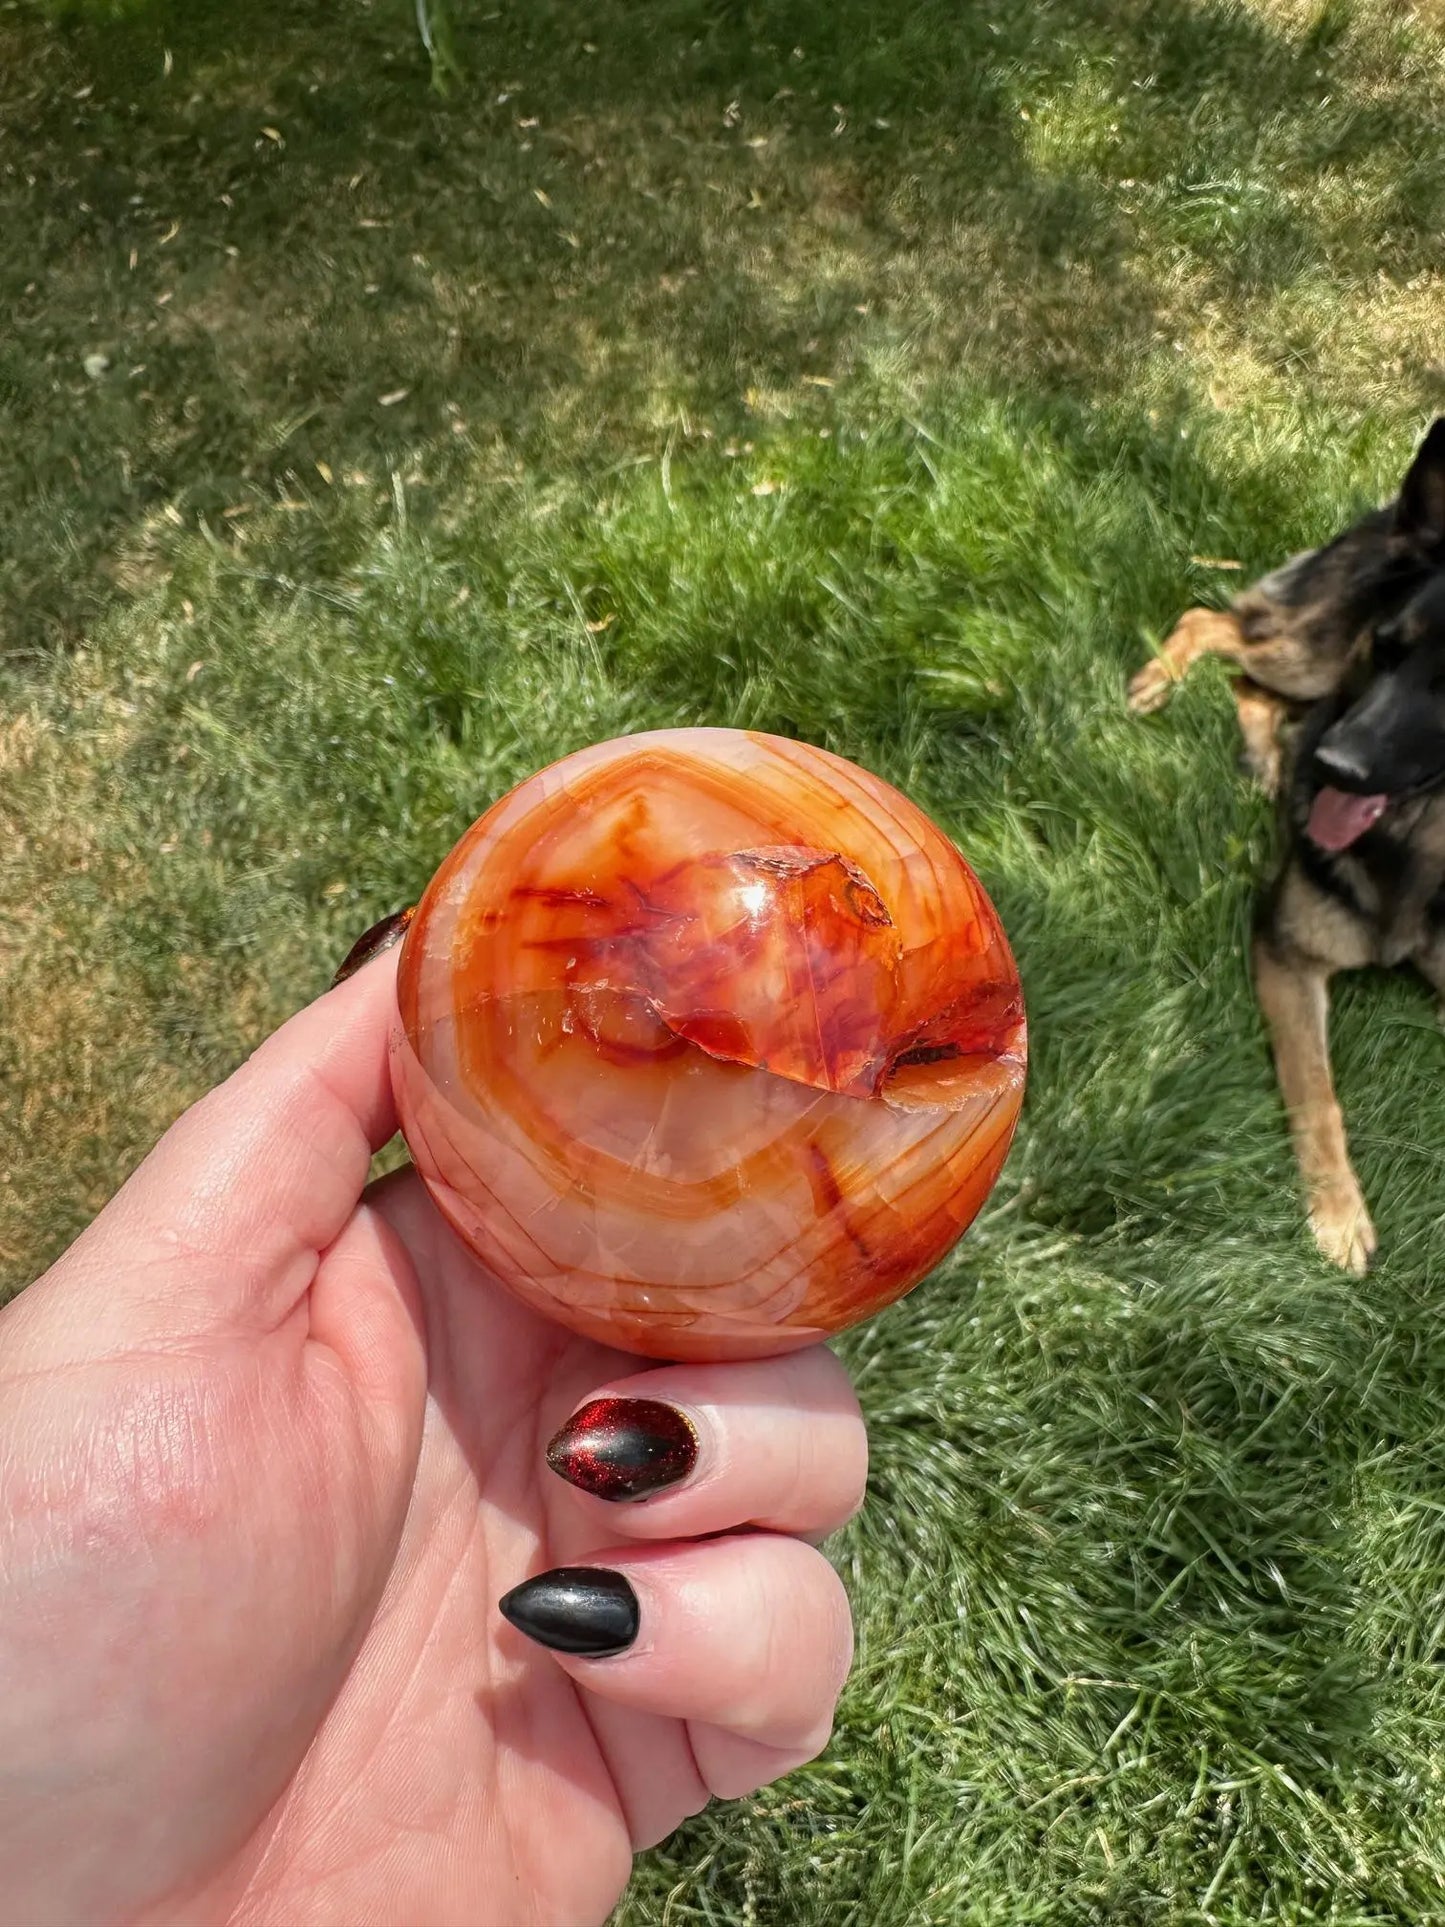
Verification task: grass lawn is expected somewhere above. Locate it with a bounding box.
[7,0,1445,1917]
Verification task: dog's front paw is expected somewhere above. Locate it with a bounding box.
[1127,658,1177,715]
[1308,1179,1378,1275]
[1240,740,1283,798]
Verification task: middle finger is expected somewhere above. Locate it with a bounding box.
[543,1347,867,1542]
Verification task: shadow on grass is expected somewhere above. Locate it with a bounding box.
[6,0,1445,652]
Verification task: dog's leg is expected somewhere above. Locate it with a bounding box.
[1231,676,1288,797]
[1413,942,1445,1032]
[1128,608,1249,715]
[1253,937,1377,1274]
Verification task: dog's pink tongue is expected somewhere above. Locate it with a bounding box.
[1307,786,1389,851]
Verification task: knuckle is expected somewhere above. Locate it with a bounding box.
[790,1713,837,1763]
[832,1416,870,1524]
[816,1561,856,1696]
[783,1543,854,1697]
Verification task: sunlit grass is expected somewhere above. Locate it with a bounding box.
[7,0,1445,1918]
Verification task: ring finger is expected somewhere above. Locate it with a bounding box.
[498,1532,854,1797]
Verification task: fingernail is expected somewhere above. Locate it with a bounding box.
[332,906,415,988]
[546,1395,699,1502]
[498,1566,640,1657]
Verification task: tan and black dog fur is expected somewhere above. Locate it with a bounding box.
[1129,420,1445,1273]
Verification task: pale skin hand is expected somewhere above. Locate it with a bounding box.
[0,951,865,1927]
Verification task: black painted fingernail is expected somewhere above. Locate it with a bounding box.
[331,906,415,988]
[546,1395,699,1503]
[498,1566,640,1657]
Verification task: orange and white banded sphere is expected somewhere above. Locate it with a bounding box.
[390,729,1025,1360]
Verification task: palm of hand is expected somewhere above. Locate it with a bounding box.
[219,1167,670,1926]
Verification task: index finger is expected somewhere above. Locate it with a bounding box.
[23,945,404,1350]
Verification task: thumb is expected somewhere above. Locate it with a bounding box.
[11,947,404,1360]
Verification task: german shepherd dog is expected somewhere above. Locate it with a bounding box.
[1128,420,1445,1273]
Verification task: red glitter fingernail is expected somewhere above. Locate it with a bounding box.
[546,1396,699,1502]
[332,905,415,987]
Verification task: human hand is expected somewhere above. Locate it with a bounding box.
[0,950,865,1925]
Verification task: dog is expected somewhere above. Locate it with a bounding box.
[1128,419,1445,1273]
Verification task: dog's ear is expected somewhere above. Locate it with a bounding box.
[1394,418,1445,558]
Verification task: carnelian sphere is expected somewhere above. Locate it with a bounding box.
[390,728,1025,1361]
